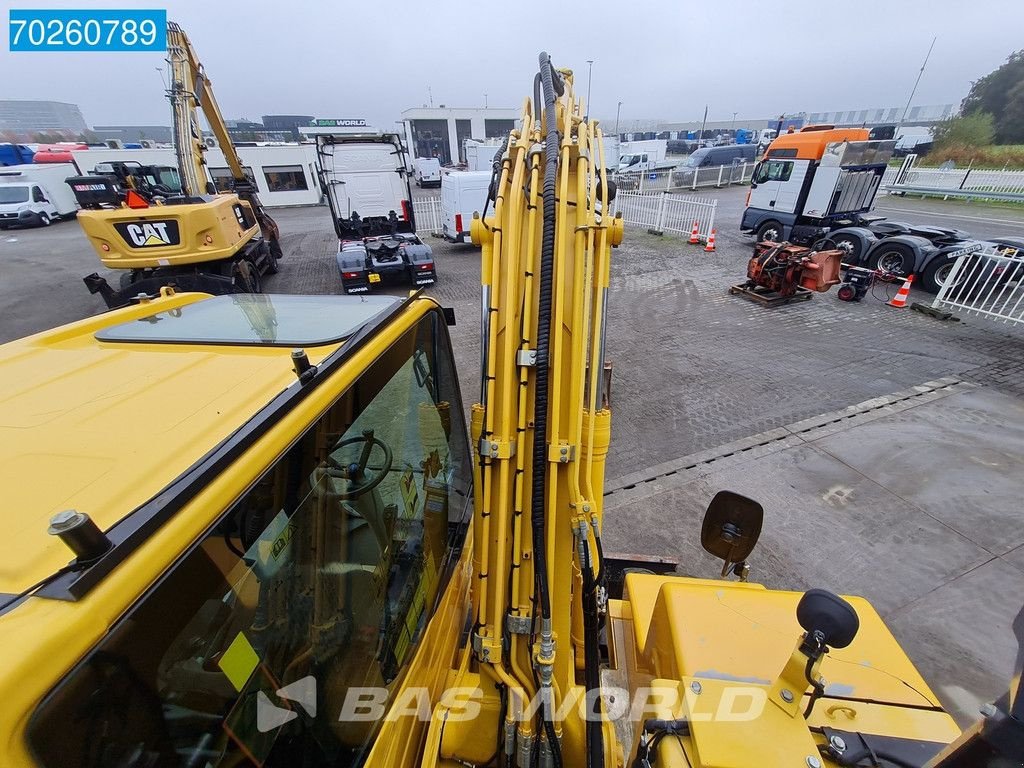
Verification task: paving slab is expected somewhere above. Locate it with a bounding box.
[602,385,1021,725]
[887,557,1024,725]
[812,387,1024,556]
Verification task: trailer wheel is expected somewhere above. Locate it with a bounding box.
[921,254,969,295]
[868,244,914,280]
[755,220,784,243]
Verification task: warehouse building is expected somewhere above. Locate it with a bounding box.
[400,107,518,165]
[0,100,88,140]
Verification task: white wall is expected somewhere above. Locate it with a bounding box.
[69,145,322,207]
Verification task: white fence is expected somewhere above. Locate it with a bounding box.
[931,244,1024,326]
[612,192,717,241]
[415,191,718,243]
[414,196,443,235]
[614,162,754,194]
[882,159,1024,201]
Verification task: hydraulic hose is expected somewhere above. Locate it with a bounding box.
[534,51,562,768]
[532,50,558,626]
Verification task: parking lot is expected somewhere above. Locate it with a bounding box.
[3,186,1024,724]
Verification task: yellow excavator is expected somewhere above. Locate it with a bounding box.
[1,53,1021,768]
[68,21,282,309]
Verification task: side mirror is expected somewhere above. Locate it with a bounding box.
[701,490,763,578]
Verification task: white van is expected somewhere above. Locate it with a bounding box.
[441,170,491,244]
[0,164,79,229]
[414,157,442,188]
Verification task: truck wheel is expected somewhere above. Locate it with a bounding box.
[38,213,51,227]
[921,254,969,295]
[755,220,784,243]
[830,234,863,265]
[868,244,914,280]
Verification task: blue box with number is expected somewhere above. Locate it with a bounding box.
[9,9,167,52]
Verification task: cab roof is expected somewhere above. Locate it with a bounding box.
[0,292,398,599]
[765,126,870,160]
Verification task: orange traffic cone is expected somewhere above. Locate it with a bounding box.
[704,229,717,252]
[689,221,700,244]
[887,274,914,307]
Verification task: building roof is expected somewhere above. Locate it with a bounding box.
[0,292,396,597]
[401,106,518,120]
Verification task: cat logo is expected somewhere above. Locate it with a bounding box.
[114,220,181,248]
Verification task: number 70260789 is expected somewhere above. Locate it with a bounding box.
[8,9,167,52]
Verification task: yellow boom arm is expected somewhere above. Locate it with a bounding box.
[435,53,623,767]
[165,22,280,251]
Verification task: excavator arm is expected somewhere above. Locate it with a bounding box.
[430,52,624,768]
[165,21,281,255]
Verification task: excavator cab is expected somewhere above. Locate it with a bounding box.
[2,292,474,767]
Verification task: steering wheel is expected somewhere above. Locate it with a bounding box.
[326,429,394,499]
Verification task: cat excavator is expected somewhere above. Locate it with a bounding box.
[0,53,1022,768]
[68,22,283,309]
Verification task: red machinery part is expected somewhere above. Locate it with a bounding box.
[747,242,843,297]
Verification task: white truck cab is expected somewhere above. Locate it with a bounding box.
[0,164,79,229]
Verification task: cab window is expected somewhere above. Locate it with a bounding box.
[32,186,46,203]
[752,159,794,184]
[27,311,472,768]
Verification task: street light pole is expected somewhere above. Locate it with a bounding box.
[585,60,594,120]
[900,36,937,128]
[615,101,622,139]
[731,111,737,134]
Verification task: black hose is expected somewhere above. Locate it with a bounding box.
[532,50,558,625]
[534,51,562,768]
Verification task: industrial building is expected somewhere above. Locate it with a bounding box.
[262,115,315,141]
[91,125,174,144]
[0,100,88,140]
[400,106,518,165]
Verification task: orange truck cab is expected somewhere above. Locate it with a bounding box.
[740,126,895,244]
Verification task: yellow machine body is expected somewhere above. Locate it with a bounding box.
[0,53,976,768]
[77,195,262,270]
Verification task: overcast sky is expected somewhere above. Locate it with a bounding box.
[3,0,1023,130]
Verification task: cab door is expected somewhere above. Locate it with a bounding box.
[748,159,786,212]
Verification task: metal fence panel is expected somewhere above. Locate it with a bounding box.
[614,162,753,194]
[931,244,1024,326]
[881,161,1024,201]
[414,195,443,235]
[612,192,717,241]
